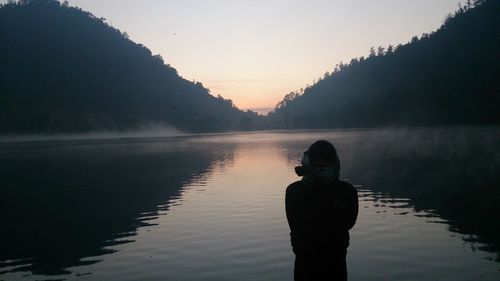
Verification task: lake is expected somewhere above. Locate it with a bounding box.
[1,128,499,280]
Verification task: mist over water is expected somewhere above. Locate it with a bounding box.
[1,127,499,280]
[0,124,185,143]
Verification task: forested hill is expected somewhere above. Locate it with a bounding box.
[268,0,500,129]
[0,0,256,134]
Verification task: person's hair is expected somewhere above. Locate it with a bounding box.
[307,140,339,166]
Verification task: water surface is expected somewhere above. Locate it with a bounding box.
[1,128,499,280]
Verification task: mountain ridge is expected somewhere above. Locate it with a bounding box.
[1,0,498,134]
[268,0,499,129]
[0,0,258,134]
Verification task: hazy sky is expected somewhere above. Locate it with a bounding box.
[65,1,459,113]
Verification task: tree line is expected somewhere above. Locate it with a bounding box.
[268,0,499,129]
[0,0,498,134]
[0,0,258,134]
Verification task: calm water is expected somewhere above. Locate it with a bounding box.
[1,128,499,280]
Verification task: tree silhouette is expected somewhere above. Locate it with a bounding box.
[268,0,499,129]
[369,46,376,57]
[0,0,257,134]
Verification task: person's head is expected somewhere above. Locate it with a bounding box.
[307,140,339,168]
[295,140,340,184]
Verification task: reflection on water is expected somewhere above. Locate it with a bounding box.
[351,188,499,281]
[0,138,234,278]
[278,128,500,257]
[342,128,500,258]
[1,128,499,280]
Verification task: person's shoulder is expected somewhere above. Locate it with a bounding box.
[337,179,353,187]
[337,179,358,193]
[286,180,306,194]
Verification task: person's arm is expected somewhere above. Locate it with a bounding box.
[285,186,294,229]
[345,185,358,230]
[285,183,303,254]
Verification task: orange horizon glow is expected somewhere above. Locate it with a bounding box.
[64,0,460,114]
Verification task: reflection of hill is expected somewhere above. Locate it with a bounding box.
[0,139,229,276]
[281,128,500,259]
[341,128,500,259]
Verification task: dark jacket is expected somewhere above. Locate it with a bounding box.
[285,179,358,255]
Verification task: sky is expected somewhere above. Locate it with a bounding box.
[64,0,459,114]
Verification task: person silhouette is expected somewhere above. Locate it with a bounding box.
[286,140,358,281]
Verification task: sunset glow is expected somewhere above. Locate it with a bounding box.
[64,0,459,113]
